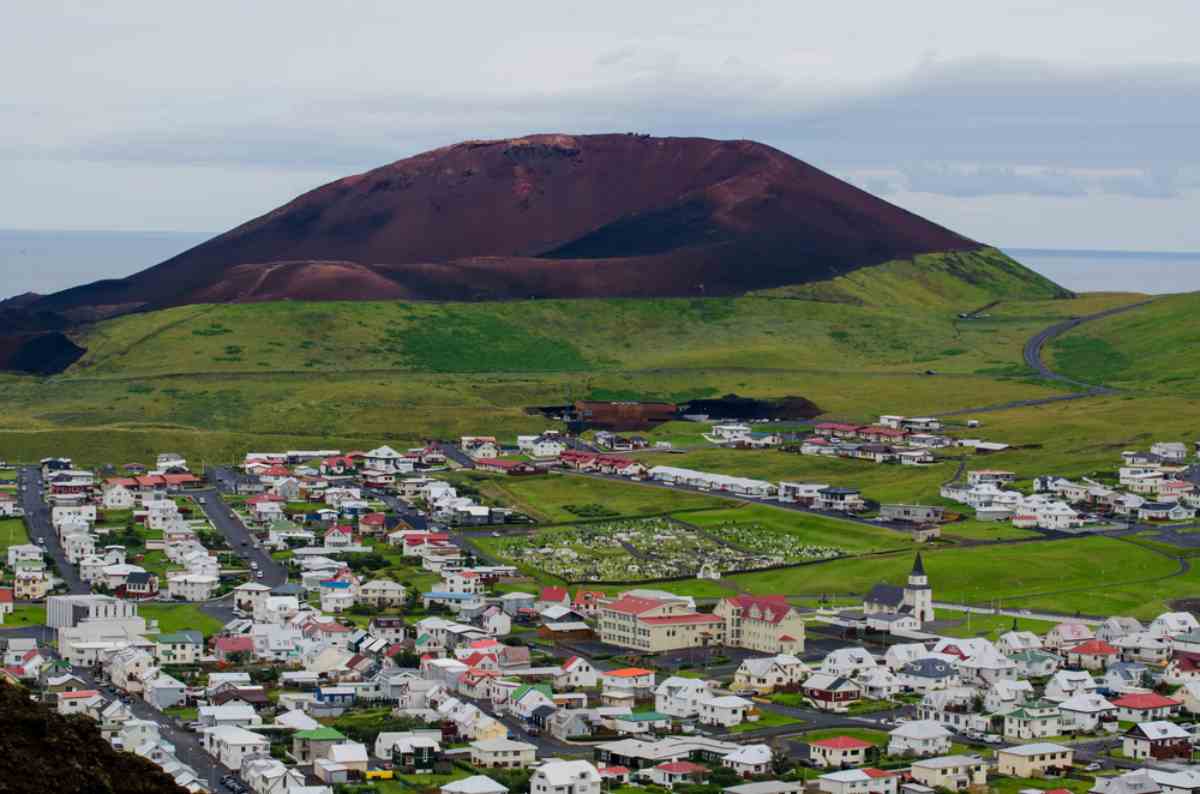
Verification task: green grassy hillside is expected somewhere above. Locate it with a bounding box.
[0,247,1123,464]
[1049,291,1198,393]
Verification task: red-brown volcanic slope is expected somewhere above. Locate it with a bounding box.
[35,133,981,309]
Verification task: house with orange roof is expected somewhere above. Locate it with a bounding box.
[601,668,657,705]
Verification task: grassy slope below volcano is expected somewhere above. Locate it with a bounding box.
[0,247,1118,464]
[1049,291,1198,393]
[68,248,1062,378]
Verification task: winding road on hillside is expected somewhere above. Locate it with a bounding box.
[937,297,1156,416]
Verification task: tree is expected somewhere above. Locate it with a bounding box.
[489,768,533,794]
[708,766,741,788]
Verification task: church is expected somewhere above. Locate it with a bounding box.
[862,553,934,625]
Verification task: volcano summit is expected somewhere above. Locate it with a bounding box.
[35,133,989,311]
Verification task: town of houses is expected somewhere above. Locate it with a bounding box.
[5,426,1200,794]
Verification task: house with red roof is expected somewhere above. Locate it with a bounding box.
[324,525,355,548]
[572,589,606,617]
[642,761,708,788]
[0,588,13,622]
[714,595,806,654]
[56,689,103,717]
[358,512,387,536]
[537,587,570,610]
[1112,692,1182,721]
[808,735,877,768]
[598,594,725,654]
[214,636,255,662]
[474,458,539,476]
[814,422,864,438]
[1067,639,1120,671]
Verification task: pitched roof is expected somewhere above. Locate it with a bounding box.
[604,667,654,678]
[810,736,874,750]
[1112,693,1181,710]
[1071,639,1119,656]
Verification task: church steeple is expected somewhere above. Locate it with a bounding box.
[912,552,925,577]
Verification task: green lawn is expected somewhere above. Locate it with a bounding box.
[139,603,225,637]
[935,609,1059,639]
[799,727,890,746]
[481,473,736,523]
[723,535,1181,617]
[684,503,910,555]
[164,706,199,721]
[0,604,46,629]
[730,710,803,732]
[0,519,30,558]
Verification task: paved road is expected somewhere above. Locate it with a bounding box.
[76,665,235,791]
[437,443,476,470]
[1022,299,1157,387]
[18,466,88,594]
[938,298,1155,417]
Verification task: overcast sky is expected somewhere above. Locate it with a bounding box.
[5,1,1200,256]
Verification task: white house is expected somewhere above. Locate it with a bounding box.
[1044,670,1097,702]
[166,573,218,601]
[818,769,898,794]
[1057,692,1117,732]
[203,725,270,769]
[531,760,602,794]
[655,677,714,719]
[698,695,754,728]
[555,657,598,690]
[887,720,952,757]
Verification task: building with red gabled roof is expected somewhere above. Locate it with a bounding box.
[1067,639,1120,671]
[599,593,726,653]
[213,636,255,662]
[1112,692,1182,721]
[475,458,539,475]
[715,594,806,654]
[645,761,708,788]
[809,735,877,768]
[572,589,606,617]
[538,587,570,607]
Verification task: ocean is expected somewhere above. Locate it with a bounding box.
[0,229,211,299]
[1004,248,1200,295]
[2,230,1198,299]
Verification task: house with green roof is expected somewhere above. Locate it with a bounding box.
[1003,699,1062,740]
[511,683,555,721]
[1007,649,1061,678]
[156,630,204,664]
[291,726,348,763]
[613,711,672,734]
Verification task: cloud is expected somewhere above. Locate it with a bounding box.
[26,55,1197,186]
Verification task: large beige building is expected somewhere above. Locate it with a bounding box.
[996,743,1074,777]
[714,595,805,654]
[909,756,987,791]
[598,595,725,653]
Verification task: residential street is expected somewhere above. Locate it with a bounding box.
[74,665,235,792]
[18,465,87,594]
